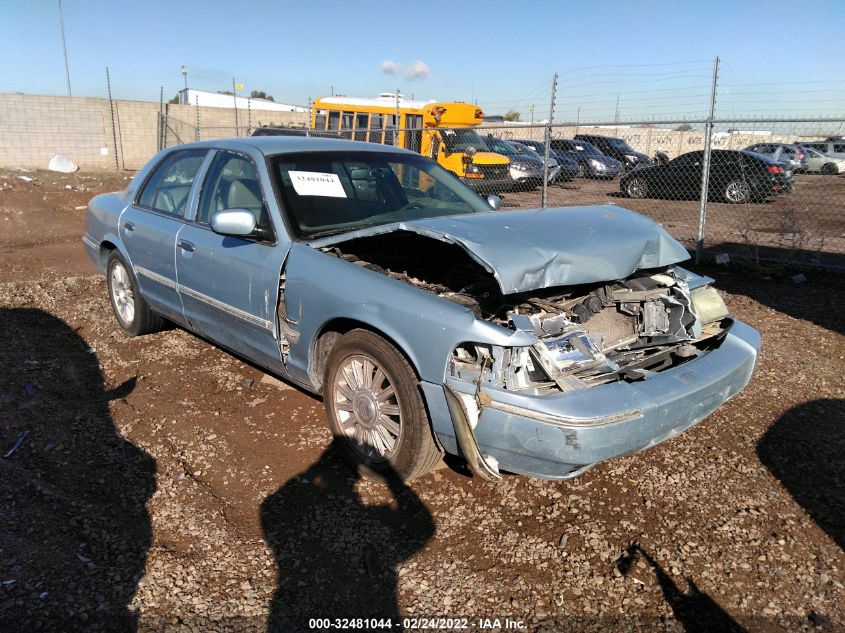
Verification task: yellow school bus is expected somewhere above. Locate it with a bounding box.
[311,93,510,191]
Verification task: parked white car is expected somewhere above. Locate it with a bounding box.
[801,147,845,175]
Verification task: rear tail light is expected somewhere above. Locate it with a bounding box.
[768,165,784,174]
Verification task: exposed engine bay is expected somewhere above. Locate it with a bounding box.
[323,231,730,393]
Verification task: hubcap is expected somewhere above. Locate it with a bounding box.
[726,181,749,202]
[628,179,644,197]
[110,263,135,324]
[333,355,401,461]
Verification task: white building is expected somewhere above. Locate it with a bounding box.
[178,88,307,112]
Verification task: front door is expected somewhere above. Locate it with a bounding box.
[120,149,207,324]
[175,150,289,373]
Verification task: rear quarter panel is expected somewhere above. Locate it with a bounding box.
[83,192,130,272]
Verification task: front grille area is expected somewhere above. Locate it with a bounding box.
[478,164,509,179]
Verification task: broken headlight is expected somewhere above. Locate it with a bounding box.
[690,286,729,324]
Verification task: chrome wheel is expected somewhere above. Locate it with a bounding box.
[110,262,135,325]
[332,354,401,461]
[626,178,647,198]
[725,180,751,203]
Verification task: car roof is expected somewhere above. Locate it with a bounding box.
[166,135,417,157]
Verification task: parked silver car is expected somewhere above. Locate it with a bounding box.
[800,146,845,175]
[83,137,759,482]
[797,139,845,162]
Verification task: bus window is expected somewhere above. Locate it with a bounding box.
[314,110,327,130]
[369,114,384,144]
[354,113,368,141]
[384,114,398,146]
[406,114,423,154]
[341,112,354,139]
[327,111,340,130]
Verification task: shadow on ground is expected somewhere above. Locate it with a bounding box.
[618,544,746,632]
[0,308,155,632]
[757,399,844,550]
[261,438,435,632]
[692,258,845,336]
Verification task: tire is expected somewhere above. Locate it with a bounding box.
[106,252,164,336]
[323,329,442,481]
[723,179,751,204]
[625,177,648,199]
[821,162,838,176]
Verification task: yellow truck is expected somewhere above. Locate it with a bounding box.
[311,93,510,191]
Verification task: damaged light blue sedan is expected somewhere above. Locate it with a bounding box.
[83,137,760,482]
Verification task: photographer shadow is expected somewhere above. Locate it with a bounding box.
[0,308,155,632]
[261,438,435,632]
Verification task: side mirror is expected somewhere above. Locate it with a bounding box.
[487,195,502,210]
[211,209,257,237]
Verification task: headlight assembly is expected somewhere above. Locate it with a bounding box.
[691,286,729,324]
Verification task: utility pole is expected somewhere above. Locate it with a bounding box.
[181,65,188,102]
[58,0,71,96]
[695,56,720,265]
[529,104,534,125]
[614,94,620,123]
[541,72,558,209]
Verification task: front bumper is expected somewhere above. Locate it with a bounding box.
[462,175,513,193]
[431,319,760,480]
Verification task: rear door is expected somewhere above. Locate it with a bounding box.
[175,149,289,373]
[120,149,207,324]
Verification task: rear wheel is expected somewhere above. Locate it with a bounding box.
[821,162,838,175]
[625,177,648,199]
[107,252,164,336]
[724,179,751,204]
[323,329,442,481]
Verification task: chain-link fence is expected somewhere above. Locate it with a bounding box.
[282,116,844,269]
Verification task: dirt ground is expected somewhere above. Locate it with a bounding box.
[0,170,843,632]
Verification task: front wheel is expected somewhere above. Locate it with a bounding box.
[323,329,442,481]
[821,162,838,175]
[724,179,751,204]
[107,252,164,336]
[625,177,648,199]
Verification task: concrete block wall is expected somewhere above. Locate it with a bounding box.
[0,92,308,171]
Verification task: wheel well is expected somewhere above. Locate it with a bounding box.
[99,240,118,267]
[311,318,420,390]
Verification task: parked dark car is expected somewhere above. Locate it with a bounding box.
[620,149,792,203]
[574,134,652,170]
[546,138,624,178]
[512,139,581,181]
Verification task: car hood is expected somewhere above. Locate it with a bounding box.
[311,205,690,295]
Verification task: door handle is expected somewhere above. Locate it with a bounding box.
[177,240,195,252]
[123,221,135,231]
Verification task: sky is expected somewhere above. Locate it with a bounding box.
[1,0,843,122]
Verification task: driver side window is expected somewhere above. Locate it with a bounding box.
[197,152,269,232]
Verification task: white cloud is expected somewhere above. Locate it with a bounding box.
[379,59,431,81]
[405,60,430,81]
[380,60,401,76]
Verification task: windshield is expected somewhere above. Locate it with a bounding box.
[440,128,491,153]
[489,138,520,155]
[273,151,491,239]
[805,147,823,158]
[608,138,636,153]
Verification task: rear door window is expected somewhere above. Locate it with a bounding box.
[137,150,207,216]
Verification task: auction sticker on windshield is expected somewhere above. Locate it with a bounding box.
[288,171,347,198]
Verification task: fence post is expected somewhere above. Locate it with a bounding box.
[105,67,119,170]
[541,72,558,209]
[695,56,720,265]
[158,86,163,151]
[232,78,239,136]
